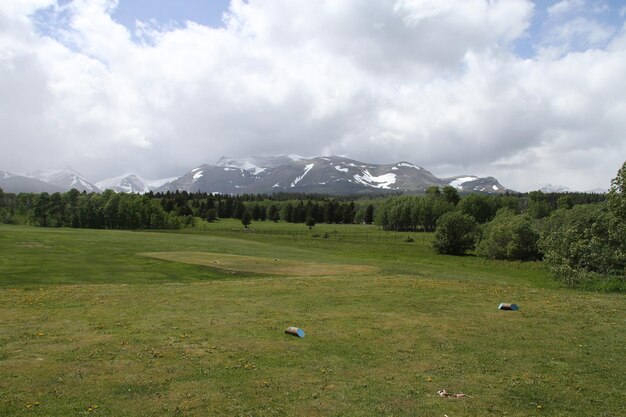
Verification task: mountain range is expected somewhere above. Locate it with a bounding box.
[3,155,514,195]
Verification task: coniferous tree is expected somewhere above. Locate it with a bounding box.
[241,211,252,228]
[268,204,280,222]
[364,204,374,224]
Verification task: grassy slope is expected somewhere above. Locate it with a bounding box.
[0,224,624,416]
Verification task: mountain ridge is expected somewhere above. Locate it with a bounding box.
[2,156,522,195]
[155,155,511,195]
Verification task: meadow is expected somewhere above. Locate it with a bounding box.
[0,222,624,416]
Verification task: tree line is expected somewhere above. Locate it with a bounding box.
[0,189,375,229]
[0,189,182,229]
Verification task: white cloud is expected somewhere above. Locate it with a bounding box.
[540,16,616,54]
[548,0,585,17]
[0,0,56,19]
[0,0,624,191]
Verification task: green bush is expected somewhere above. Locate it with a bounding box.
[539,204,625,289]
[432,211,479,255]
[477,209,540,261]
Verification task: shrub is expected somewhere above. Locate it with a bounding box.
[432,211,479,255]
[539,204,625,289]
[477,209,540,261]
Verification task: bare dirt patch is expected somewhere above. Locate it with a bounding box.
[140,252,378,277]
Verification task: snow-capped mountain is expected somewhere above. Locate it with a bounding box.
[96,174,177,194]
[0,170,67,193]
[539,184,572,193]
[445,175,507,193]
[157,156,511,195]
[2,156,514,195]
[27,169,100,193]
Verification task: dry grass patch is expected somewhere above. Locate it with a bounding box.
[140,251,378,276]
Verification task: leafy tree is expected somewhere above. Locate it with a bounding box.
[458,194,497,223]
[161,198,175,212]
[425,186,441,197]
[527,191,552,219]
[608,160,626,221]
[539,204,625,288]
[608,162,626,260]
[496,195,521,213]
[556,195,574,210]
[432,211,479,255]
[420,195,454,231]
[476,209,540,261]
[32,192,50,227]
[537,163,626,289]
[442,186,461,206]
[103,192,121,228]
[48,192,64,227]
[375,195,453,231]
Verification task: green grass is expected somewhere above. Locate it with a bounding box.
[0,223,624,416]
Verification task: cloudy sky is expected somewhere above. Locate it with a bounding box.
[1,0,625,191]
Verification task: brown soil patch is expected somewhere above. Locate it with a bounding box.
[140,252,377,277]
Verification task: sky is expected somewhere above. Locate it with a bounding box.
[1,0,625,191]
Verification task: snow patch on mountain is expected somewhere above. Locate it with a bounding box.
[353,171,396,189]
[449,176,478,189]
[291,164,314,187]
[334,165,349,173]
[236,161,266,174]
[193,170,204,181]
[217,155,307,175]
[397,162,421,170]
[216,156,266,174]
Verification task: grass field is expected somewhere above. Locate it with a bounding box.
[0,223,624,416]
